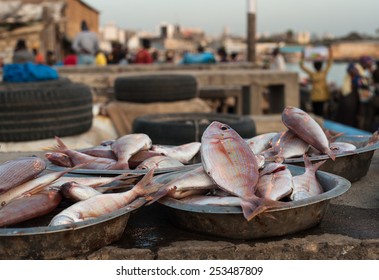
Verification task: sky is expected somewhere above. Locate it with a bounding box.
[84,0,379,37]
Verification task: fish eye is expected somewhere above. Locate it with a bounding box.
[221,125,229,131]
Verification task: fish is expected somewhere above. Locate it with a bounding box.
[0,156,46,195]
[291,155,326,201]
[259,162,286,177]
[271,130,309,163]
[146,166,217,204]
[45,152,73,167]
[61,182,105,201]
[135,155,184,170]
[169,189,210,199]
[128,150,162,169]
[245,132,278,154]
[151,142,201,164]
[51,136,119,170]
[48,168,156,226]
[201,121,284,221]
[330,142,357,153]
[0,188,62,227]
[0,163,86,207]
[282,106,335,160]
[111,134,152,169]
[366,130,379,147]
[256,168,294,201]
[80,145,117,160]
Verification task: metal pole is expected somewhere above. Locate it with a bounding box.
[247,0,256,63]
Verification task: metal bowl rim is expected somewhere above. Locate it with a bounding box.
[158,165,351,214]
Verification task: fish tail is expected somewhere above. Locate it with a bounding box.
[144,184,176,205]
[241,197,285,222]
[54,136,69,152]
[132,168,156,197]
[327,150,336,161]
[303,154,326,172]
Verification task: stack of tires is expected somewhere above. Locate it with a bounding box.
[114,74,256,145]
[0,78,93,142]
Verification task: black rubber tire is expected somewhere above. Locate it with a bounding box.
[0,77,72,91]
[114,74,198,103]
[0,82,93,142]
[132,113,256,145]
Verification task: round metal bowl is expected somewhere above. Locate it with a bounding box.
[0,198,144,260]
[283,135,379,182]
[158,165,351,240]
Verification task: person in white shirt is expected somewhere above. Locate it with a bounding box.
[271,47,286,71]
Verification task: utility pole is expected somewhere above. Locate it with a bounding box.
[247,0,257,63]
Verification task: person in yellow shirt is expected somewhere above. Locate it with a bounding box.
[300,47,333,117]
[95,50,107,66]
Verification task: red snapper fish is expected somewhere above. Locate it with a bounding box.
[282,106,335,160]
[201,121,284,221]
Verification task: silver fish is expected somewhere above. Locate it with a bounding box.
[256,168,293,201]
[151,142,201,164]
[135,155,184,170]
[330,142,356,153]
[282,106,335,160]
[112,133,152,169]
[271,130,309,163]
[245,132,277,154]
[180,195,243,207]
[291,155,326,201]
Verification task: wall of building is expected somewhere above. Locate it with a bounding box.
[65,0,99,40]
[332,41,379,60]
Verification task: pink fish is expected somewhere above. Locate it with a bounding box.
[256,168,293,201]
[51,137,119,170]
[151,142,201,164]
[201,121,284,221]
[271,130,309,163]
[282,106,335,160]
[0,156,46,195]
[45,152,73,167]
[0,188,62,228]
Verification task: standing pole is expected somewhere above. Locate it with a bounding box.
[247,0,257,63]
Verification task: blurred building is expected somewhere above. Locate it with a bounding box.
[0,0,99,63]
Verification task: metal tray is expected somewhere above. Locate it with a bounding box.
[0,197,145,260]
[283,135,379,182]
[158,165,351,240]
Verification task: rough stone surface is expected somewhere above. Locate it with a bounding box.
[86,246,154,260]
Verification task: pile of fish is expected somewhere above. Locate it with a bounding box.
[2,106,377,229]
[45,135,201,170]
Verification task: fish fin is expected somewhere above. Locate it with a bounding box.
[241,197,285,222]
[145,185,177,205]
[132,168,156,197]
[327,151,336,161]
[303,154,326,172]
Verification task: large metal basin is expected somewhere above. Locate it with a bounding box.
[283,135,379,182]
[158,165,351,240]
[0,198,144,260]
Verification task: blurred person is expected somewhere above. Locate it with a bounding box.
[12,39,35,63]
[217,46,229,62]
[134,39,153,64]
[108,42,127,64]
[270,47,286,71]
[230,52,240,62]
[181,45,216,64]
[72,20,99,65]
[63,48,78,66]
[373,60,379,95]
[165,50,175,63]
[45,50,57,66]
[299,47,333,117]
[95,50,107,66]
[32,47,45,64]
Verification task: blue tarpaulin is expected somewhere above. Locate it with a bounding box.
[2,62,58,83]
